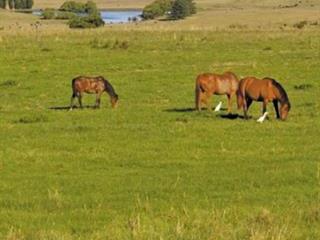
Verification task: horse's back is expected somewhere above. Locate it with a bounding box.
[72,76,105,93]
[196,72,238,94]
[240,77,278,101]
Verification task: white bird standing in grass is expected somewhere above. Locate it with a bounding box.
[214,101,222,112]
[257,112,268,123]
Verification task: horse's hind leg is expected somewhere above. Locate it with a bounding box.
[70,93,76,110]
[78,93,83,109]
[198,92,207,111]
[273,100,280,119]
[246,98,253,110]
[205,92,212,111]
[243,98,252,119]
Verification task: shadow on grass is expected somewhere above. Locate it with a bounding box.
[217,113,245,120]
[49,105,97,111]
[164,107,229,113]
[164,107,196,113]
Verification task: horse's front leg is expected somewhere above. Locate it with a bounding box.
[95,92,102,108]
[206,92,212,111]
[227,94,232,114]
[273,100,280,119]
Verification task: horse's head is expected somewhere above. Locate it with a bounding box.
[280,101,291,120]
[111,94,119,108]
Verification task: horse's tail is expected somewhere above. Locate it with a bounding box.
[236,80,245,110]
[71,77,78,93]
[195,76,202,111]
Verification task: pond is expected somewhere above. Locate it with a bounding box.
[33,10,142,24]
[101,10,142,24]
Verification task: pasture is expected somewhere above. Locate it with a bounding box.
[0,0,320,239]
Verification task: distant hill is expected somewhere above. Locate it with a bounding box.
[33,0,154,9]
[33,0,320,9]
[197,0,320,7]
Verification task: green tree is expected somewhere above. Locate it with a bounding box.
[170,0,196,19]
[64,1,104,29]
[42,8,55,19]
[0,0,6,9]
[8,0,14,9]
[69,13,104,28]
[26,0,33,9]
[142,0,173,20]
[14,0,23,9]
[85,0,98,14]
[59,1,86,13]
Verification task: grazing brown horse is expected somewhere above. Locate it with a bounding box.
[70,76,118,110]
[195,72,239,113]
[237,77,291,120]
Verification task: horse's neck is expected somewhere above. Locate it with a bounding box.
[274,85,288,105]
[104,82,116,97]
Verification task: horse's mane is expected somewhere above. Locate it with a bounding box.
[101,77,118,99]
[267,78,290,108]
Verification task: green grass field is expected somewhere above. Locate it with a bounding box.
[0,1,320,239]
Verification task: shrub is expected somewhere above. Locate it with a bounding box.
[85,13,104,27]
[15,115,48,124]
[14,0,25,9]
[8,0,13,9]
[142,0,173,20]
[56,11,76,19]
[69,16,91,28]
[85,0,98,14]
[2,0,33,9]
[59,1,86,13]
[26,0,33,9]
[57,1,103,28]
[0,0,6,9]
[170,0,196,19]
[59,0,98,14]
[0,80,17,87]
[42,8,55,19]
[69,13,104,28]
[293,20,308,29]
[42,9,76,20]
[294,84,313,90]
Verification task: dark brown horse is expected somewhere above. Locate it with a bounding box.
[195,72,239,113]
[70,76,118,110]
[237,77,291,120]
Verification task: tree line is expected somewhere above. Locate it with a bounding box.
[0,0,33,9]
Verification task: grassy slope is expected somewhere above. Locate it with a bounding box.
[0,1,320,239]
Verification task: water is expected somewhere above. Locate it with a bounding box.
[33,10,142,24]
[101,10,142,24]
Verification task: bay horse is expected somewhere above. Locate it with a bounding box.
[195,72,239,113]
[70,76,118,110]
[237,77,291,120]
